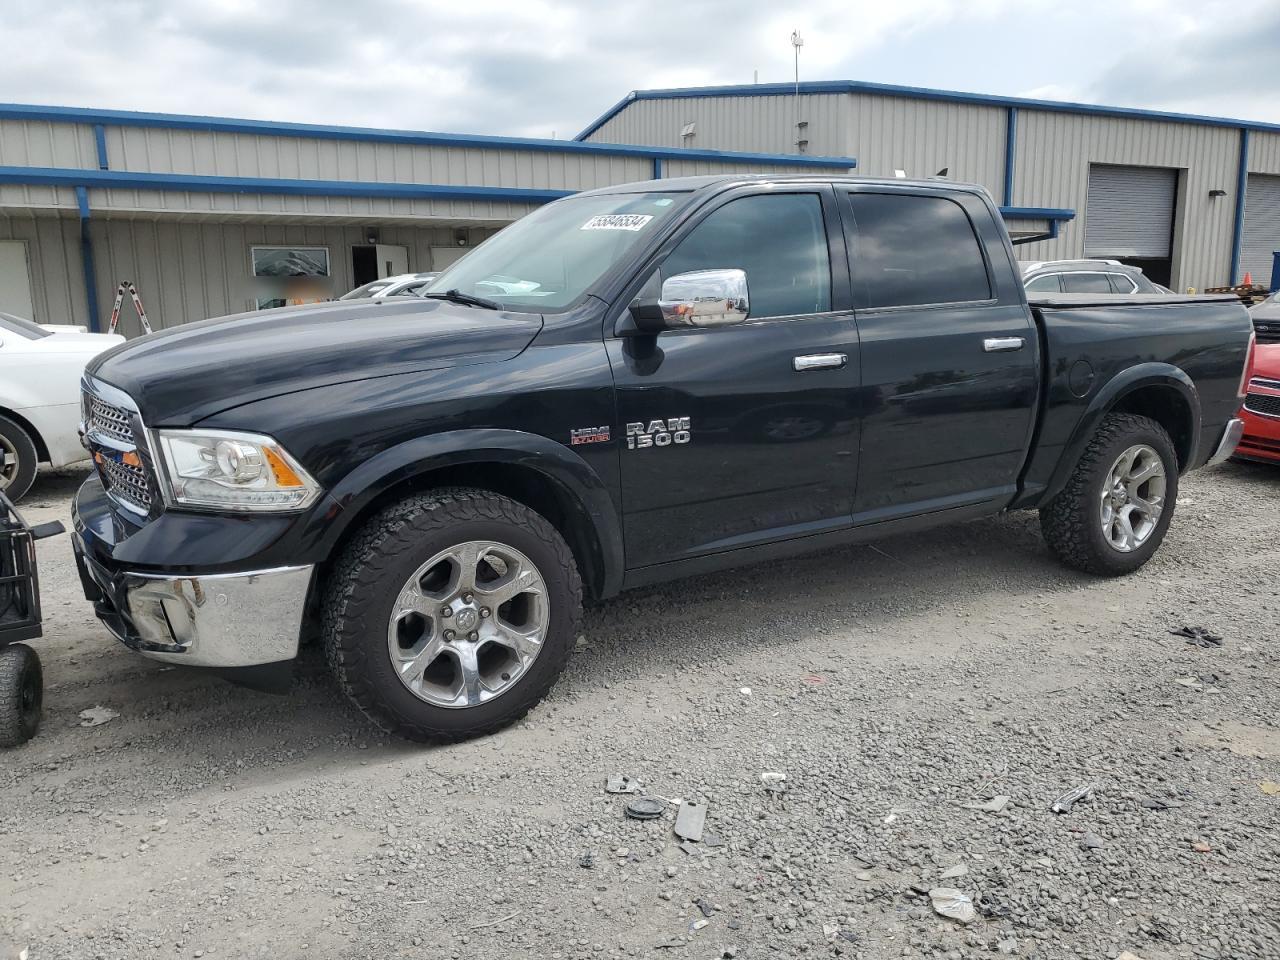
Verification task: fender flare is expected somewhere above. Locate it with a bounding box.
[1044,362,1201,502]
[319,428,625,598]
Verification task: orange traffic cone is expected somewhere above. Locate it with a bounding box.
[1242,272,1253,287]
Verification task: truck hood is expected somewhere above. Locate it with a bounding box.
[87,298,543,426]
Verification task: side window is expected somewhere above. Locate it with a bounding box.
[661,193,831,319]
[847,193,992,308]
[1024,274,1062,293]
[1107,273,1137,293]
[1062,272,1113,293]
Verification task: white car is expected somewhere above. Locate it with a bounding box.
[338,272,440,300]
[0,311,124,501]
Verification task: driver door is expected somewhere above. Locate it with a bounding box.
[606,186,863,569]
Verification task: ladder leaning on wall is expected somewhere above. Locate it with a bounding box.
[106,281,154,336]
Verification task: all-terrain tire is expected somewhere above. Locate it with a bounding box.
[0,415,39,503]
[0,643,43,747]
[322,488,582,742]
[1040,413,1179,576]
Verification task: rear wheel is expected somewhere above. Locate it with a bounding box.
[0,644,43,747]
[1040,413,1179,576]
[0,415,38,503]
[323,488,582,742]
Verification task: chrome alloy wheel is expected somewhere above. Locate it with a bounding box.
[386,540,548,709]
[0,433,18,490]
[1099,443,1167,553]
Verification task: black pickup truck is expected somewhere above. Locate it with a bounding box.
[71,175,1254,741]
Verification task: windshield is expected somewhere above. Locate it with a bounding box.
[424,192,686,311]
[340,280,393,300]
[0,312,52,340]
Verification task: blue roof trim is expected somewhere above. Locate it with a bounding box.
[575,80,1280,140]
[999,206,1075,221]
[0,102,855,170]
[0,166,574,204]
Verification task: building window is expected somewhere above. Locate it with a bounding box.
[251,246,331,309]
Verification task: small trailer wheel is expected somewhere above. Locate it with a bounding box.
[0,643,43,747]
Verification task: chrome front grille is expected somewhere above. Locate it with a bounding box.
[87,396,136,445]
[98,454,153,512]
[81,377,155,517]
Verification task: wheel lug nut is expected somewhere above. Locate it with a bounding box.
[441,606,453,617]
[480,607,491,618]
[463,593,474,603]
[468,632,478,642]
[444,629,456,642]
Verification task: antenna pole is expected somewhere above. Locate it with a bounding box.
[790,30,804,153]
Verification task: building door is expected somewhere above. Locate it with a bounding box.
[1242,174,1280,287]
[0,241,34,318]
[375,244,408,278]
[1085,164,1178,286]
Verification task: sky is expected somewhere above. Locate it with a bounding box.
[1,0,1277,139]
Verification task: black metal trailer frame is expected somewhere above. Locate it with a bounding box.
[0,459,63,746]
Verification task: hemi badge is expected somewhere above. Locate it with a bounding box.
[570,426,610,445]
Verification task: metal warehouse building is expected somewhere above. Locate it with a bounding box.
[3,80,1279,334]
[578,81,1280,293]
[0,105,852,334]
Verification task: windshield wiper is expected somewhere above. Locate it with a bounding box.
[423,289,501,310]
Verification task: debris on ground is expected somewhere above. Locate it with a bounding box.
[77,706,119,727]
[687,917,709,933]
[760,772,787,794]
[1117,952,1148,960]
[996,938,1017,955]
[1260,780,1280,796]
[623,798,666,821]
[578,852,595,869]
[1191,839,1212,852]
[605,775,639,794]
[1050,782,1097,814]
[694,899,715,918]
[673,800,707,842]
[961,795,1010,813]
[1079,831,1105,850]
[1139,795,1184,811]
[927,887,976,924]
[1170,625,1223,648]
[940,864,968,879]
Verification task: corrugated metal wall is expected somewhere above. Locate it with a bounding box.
[0,212,502,331]
[0,213,84,326]
[88,218,503,335]
[583,94,851,156]
[1010,111,1239,290]
[843,93,1004,187]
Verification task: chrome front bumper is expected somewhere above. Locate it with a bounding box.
[1204,417,1244,467]
[75,536,312,667]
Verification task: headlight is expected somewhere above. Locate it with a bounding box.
[156,429,321,512]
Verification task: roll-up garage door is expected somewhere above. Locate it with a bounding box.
[1085,165,1178,258]
[1241,174,1280,286]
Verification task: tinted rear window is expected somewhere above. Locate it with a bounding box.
[847,193,992,308]
[1062,273,1113,293]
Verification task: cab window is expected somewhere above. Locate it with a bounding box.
[661,193,831,319]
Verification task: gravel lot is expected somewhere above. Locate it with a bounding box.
[2,463,1278,960]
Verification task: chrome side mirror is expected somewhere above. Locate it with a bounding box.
[627,268,749,333]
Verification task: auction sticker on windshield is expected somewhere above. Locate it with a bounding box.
[580,214,654,231]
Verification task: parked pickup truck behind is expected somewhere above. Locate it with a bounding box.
[71,175,1255,741]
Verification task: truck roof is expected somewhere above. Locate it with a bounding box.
[576,173,992,199]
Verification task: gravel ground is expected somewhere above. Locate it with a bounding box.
[2,463,1278,960]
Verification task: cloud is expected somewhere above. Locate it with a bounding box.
[0,0,1275,144]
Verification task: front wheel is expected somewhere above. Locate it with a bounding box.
[322,488,582,742]
[1040,413,1179,576]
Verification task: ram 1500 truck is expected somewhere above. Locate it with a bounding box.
[71,175,1255,741]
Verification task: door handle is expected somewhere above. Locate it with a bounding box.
[793,353,847,372]
[983,337,1026,353]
